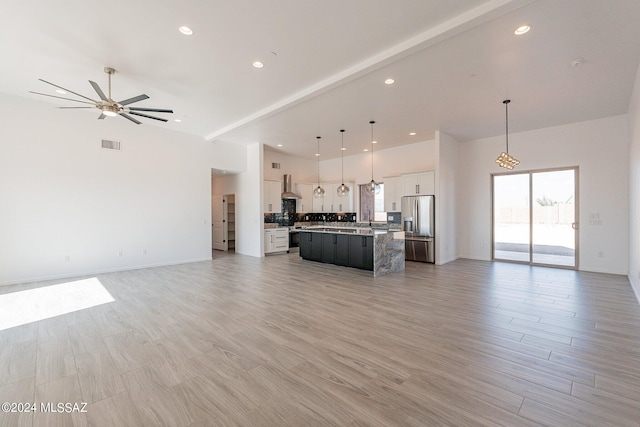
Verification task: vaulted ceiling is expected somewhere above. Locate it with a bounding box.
[1,0,639,160]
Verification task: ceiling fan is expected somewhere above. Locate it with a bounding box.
[29,66,173,124]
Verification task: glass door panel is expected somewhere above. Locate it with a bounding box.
[493,173,530,262]
[532,170,576,267]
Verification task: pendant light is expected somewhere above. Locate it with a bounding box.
[495,99,520,170]
[366,120,380,194]
[313,136,325,198]
[337,129,350,197]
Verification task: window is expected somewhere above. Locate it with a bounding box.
[360,183,386,222]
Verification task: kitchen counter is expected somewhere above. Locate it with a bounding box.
[299,226,404,276]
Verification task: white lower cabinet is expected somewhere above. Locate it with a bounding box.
[265,228,289,254]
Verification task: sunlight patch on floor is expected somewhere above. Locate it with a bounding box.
[0,277,114,331]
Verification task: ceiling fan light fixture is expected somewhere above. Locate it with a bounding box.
[179,26,193,35]
[101,104,119,117]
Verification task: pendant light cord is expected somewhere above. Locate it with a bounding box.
[340,129,345,184]
[504,99,510,154]
[316,136,321,186]
[370,121,375,181]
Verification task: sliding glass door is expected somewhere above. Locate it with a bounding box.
[492,167,578,269]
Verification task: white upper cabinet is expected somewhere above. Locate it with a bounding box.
[402,171,435,196]
[331,181,353,212]
[383,176,402,212]
[295,183,313,213]
[264,180,282,213]
[309,182,354,212]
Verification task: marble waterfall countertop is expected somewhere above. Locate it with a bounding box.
[299,226,405,276]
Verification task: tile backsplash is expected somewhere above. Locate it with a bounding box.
[264,212,356,226]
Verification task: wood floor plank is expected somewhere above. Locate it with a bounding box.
[0,377,34,427]
[0,254,638,426]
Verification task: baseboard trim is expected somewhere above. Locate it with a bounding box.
[0,257,213,287]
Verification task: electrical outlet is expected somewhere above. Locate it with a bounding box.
[118,251,123,257]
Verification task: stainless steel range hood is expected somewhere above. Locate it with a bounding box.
[281,174,301,199]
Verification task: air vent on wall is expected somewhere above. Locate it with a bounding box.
[271,162,281,169]
[101,139,121,150]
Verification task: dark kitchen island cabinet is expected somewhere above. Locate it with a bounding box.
[348,235,373,270]
[299,227,404,276]
[300,231,323,262]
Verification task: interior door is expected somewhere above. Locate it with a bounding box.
[212,194,227,251]
[492,167,578,269]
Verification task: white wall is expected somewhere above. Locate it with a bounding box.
[628,64,640,301]
[263,149,316,183]
[210,140,247,172]
[457,115,629,275]
[0,94,213,285]
[318,140,436,185]
[435,131,458,265]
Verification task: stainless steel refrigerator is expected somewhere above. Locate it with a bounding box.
[401,195,435,263]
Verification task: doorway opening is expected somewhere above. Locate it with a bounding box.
[492,167,578,269]
[212,194,236,253]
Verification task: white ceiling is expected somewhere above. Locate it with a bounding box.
[1,0,639,160]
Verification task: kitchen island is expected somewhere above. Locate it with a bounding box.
[299,226,404,276]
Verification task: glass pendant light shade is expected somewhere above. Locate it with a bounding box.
[496,99,520,169]
[366,121,379,193]
[367,179,380,194]
[337,183,350,197]
[313,136,325,198]
[337,129,350,197]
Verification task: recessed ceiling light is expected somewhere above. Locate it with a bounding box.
[179,26,193,35]
[514,25,530,35]
[341,147,346,151]
[253,61,264,68]
[55,89,66,95]
[385,78,395,85]
[409,132,416,136]
[315,153,320,156]
[174,119,182,123]
[363,148,369,152]
[372,140,378,144]
[277,144,283,147]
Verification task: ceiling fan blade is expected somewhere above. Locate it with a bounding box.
[38,79,98,103]
[120,113,142,125]
[128,111,168,122]
[128,107,173,113]
[119,94,149,106]
[98,113,106,120]
[89,80,108,101]
[29,91,95,105]
[58,106,93,109]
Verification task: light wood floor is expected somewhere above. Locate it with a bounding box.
[1,253,639,426]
